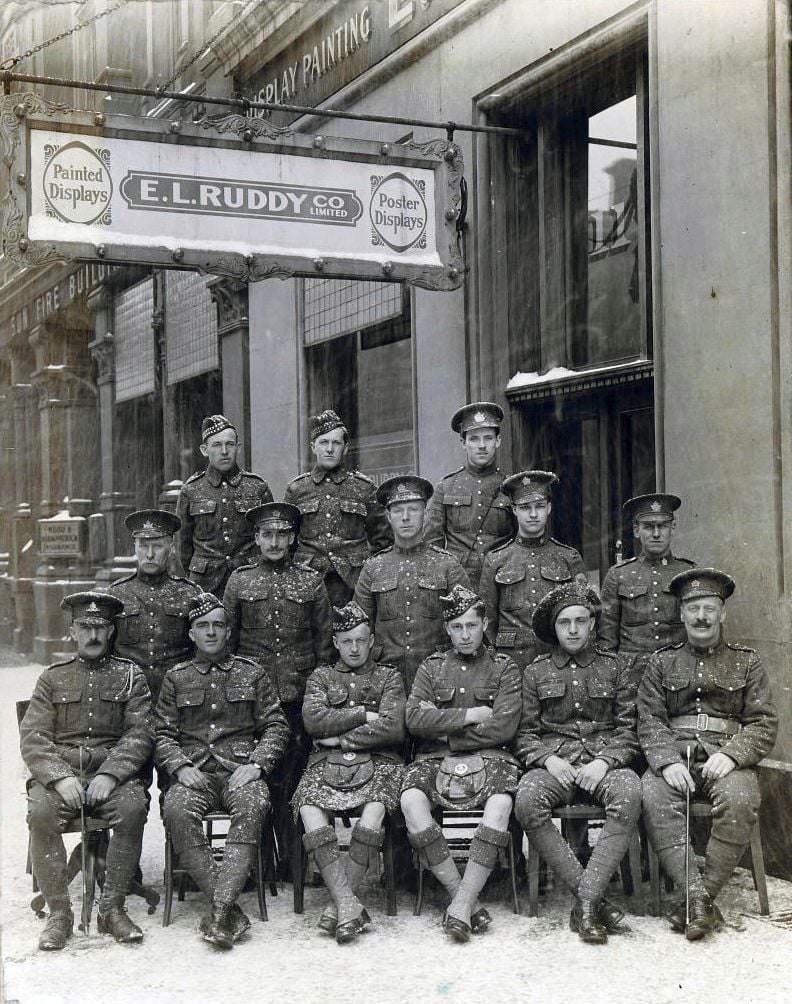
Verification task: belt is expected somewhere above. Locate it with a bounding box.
[670,714,741,736]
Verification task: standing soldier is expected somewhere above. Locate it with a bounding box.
[638,569,777,940]
[513,583,642,945]
[598,493,695,678]
[223,502,334,873]
[176,414,273,596]
[423,402,514,592]
[20,592,153,950]
[284,410,392,608]
[354,476,471,694]
[157,593,290,948]
[294,600,406,943]
[480,470,586,671]
[401,584,522,942]
[107,509,201,705]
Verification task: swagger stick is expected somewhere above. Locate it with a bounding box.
[685,745,692,929]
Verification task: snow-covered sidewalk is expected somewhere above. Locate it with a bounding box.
[2,659,790,1004]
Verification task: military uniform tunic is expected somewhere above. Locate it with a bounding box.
[479,535,585,668]
[598,553,695,655]
[284,464,392,605]
[403,646,522,810]
[353,542,471,692]
[638,637,778,894]
[176,465,273,595]
[223,556,334,707]
[106,569,201,701]
[21,654,153,908]
[422,462,514,592]
[292,657,406,817]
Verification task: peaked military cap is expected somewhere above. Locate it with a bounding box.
[125,508,181,539]
[624,493,681,521]
[669,567,735,603]
[61,591,124,625]
[440,583,485,622]
[451,401,504,435]
[332,600,370,634]
[201,414,236,443]
[502,470,559,504]
[187,592,226,623]
[532,582,601,645]
[376,474,434,508]
[309,409,347,441]
[246,501,300,531]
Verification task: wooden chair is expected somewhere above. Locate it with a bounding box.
[292,811,398,917]
[413,809,522,917]
[647,802,769,916]
[163,813,274,926]
[526,804,643,917]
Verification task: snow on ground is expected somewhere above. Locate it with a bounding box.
[2,658,790,1004]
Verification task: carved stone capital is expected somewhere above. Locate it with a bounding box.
[89,332,115,385]
[208,278,249,336]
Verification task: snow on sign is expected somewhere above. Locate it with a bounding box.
[1,94,465,290]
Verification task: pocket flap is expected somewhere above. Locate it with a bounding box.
[443,494,472,507]
[189,500,217,516]
[176,689,206,708]
[327,685,349,706]
[297,499,320,515]
[435,687,456,702]
[661,665,690,691]
[495,565,526,585]
[371,575,398,594]
[537,680,566,699]
[226,685,256,702]
[116,601,141,618]
[284,585,309,605]
[417,574,442,591]
[539,564,572,583]
[239,588,268,603]
[189,556,210,573]
[231,739,254,756]
[495,629,517,648]
[54,688,82,704]
[339,499,366,517]
[235,500,253,513]
[474,686,496,703]
[618,581,648,599]
[587,678,616,699]
[98,684,128,702]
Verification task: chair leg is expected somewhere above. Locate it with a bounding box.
[163,830,174,927]
[527,844,540,918]
[748,823,770,916]
[262,820,278,897]
[384,820,397,917]
[292,821,306,915]
[413,861,424,917]
[626,829,644,915]
[256,837,268,922]
[508,829,520,915]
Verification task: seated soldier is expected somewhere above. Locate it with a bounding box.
[638,568,778,940]
[20,592,153,950]
[401,584,522,943]
[513,583,641,944]
[156,593,290,949]
[293,600,406,945]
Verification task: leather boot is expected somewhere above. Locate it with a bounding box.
[597,896,627,933]
[446,825,509,942]
[202,904,236,949]
[38,907,73,951]
[668,898,724,935]
[685,891,720,941]
[97,904,144,943]
[304,826,366,944]
[569,899,608,944]
[319,824,383,935]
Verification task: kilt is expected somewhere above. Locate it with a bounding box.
[291,756,404,821]
[401,755,521,812]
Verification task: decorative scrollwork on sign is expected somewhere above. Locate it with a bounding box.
[196,255,248,282]
[0,198,73,271]
[0,92,71,167]
[247,260,296,282]
[199,113,294,142]
[402,138,452,159]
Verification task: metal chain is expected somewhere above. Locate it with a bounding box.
[0,0,132,72]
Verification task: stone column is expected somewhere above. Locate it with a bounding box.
[209,278,251,469]
[9,341,37,653]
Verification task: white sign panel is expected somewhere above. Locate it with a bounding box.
[2,97,465,290]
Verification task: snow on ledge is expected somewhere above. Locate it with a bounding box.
[507,360,648,390]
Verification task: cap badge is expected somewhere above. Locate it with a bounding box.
[650,501,662,512]
[343,752,356,762]
[86,602,100,614]
[142,520,155,530]
[473,411,486,424]
[690,580,700,589]
[522,476,532,486]
[454,763,469,776]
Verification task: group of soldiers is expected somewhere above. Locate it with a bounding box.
[19,404,777,953]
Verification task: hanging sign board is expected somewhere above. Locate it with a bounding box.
[1,94,464,290]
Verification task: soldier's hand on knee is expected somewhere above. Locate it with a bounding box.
[700,752,736,781]
[576,758,609,793]
[228,763,262,790]
[53,776,85,810]
[661,762,696,794]
[85,773,117,806]
[176,765,210,790]
[545,755,577,789]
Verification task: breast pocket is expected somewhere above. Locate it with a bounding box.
[327,685,349,707]
[618,581,649,625]
[434,687,456,707]
[494,565,527,611]
[53,686,83,731]
[339,498,367,539]
[176,688,206,725]
[225,684,256,725]
[539,563,573,586]
[115,610,142,646]
[189,500,218,540]
[417,574,443,619]
[239,591,268,632]
[296,498,320,540]
[586,676,616,715]
[161,603,190,644]
[536,679,567,708]
[711,664,749,716]
[98,683,129,730]
[371,575,399,621]
[486,500,515,538]
[283,588,310,627]
[443,494,474,531]
[474,685,497,707]
[660,664,691,714]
